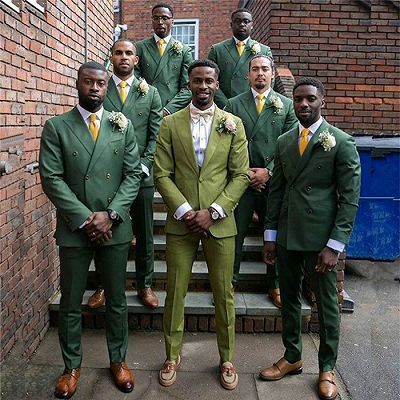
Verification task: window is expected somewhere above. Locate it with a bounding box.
[172,19,199,59]
[26,0,46,12]
[0,0,21,12]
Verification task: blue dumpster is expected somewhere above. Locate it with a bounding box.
[347,136,400,261]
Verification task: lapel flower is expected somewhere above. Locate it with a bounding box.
[109,111,128,132]
[137,78,149,96]
[250,41,261,55]
[171,40,183,55]
[318,130,336,151]
[270,95,284,114]
[216,113,237,135]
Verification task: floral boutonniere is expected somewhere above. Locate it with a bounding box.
[137,78,149,97]
[109,111,128,132]
[318,130,336,151]
[171,40,183,55]
[216,113,237,135]
[250,41,261,55]
[270,95,284,114]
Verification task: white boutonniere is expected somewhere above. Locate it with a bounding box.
[250,41,261,55]
[318,130,336,151]
[270,95,284,114]
[171,40,183,55]
[137,78,149,96]
[216,113,237,135]
[109,111,128,132]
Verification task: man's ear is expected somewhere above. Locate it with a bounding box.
[321,98,326,108]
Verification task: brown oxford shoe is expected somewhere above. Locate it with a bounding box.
[87,288,105,309]
[259,357,302,381]
[318,371,337,400]
[54,368,80,399]
[159,356,181,387]
[268,288,282,308]
[110,362,135,393]
[137,288,159,309]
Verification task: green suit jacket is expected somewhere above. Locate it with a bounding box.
[265,120,361,251]
[103,77,163,187]
[39,107,142,247]
[154,105,250,238]
[134,37,193,114]
[225,89,296,172]
[208,37,273,109]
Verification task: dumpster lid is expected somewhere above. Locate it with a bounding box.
[354,136,400,151]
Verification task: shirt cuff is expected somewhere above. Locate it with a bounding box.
[264,229,277,242]
[174,202,192,220]
[210,203,226,218]
[163,107,171,115]
[327,239,345,253]
[141,163,149,176]
[79,220,88,229]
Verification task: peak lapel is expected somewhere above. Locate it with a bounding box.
[201,108,222,170]
[252,90,275,135]
[225,38,240,63]
[154,38,175,80]
[106,79,123,110]
[121,77,139,113]
[232,38,252,75]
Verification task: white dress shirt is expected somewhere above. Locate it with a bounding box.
[251,87,271,106]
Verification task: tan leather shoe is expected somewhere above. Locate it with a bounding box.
[54,368,80,399]
[137,288,159,309]
[220,361,238,390]
[259,357,302,381]
[87,288,105,309]
[268,288,282,308]
[159,356,181,387]
[318,371,337,400]
[110,362,134,393]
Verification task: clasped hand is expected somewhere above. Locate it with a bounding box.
[85,212,113,245]
[183,209,213,237]
[249,168,270,191]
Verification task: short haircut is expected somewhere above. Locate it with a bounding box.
[248,55,275,71]
[152,3,173,16]
[111,39,135,54]
[231,8,252,19]
[188,59,220,78]
[77,61,108,79]
[293,77,326,97]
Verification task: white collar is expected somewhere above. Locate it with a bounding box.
[299,117,324,135]
[76,104,104,122]
[233,36,250,45]
[154,33,171,44]
[189,102,216,115]
[112,74,135,88]
[251,87,271,100]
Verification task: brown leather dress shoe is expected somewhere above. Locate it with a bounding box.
[137,288,159,309]
[54,368,80,399]
[87,288,105,309]
[259,357,302,381]
[318,371,337,400]
[110,362,135,393]
[159,356,181,387]
[268,288,282,308]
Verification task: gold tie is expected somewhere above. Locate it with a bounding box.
[299,128,310,155]
[119,81,127,104]
[88,114,99,142]
[158,39,165,56]
[237,41,244,56]
[256,94,264,114]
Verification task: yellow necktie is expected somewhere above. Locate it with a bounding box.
[299,128,310,155]
[119,81,127,104]
[256,95,264,114]
[237,41,244,56]
[158,39,165,56]
[89,114,99,142]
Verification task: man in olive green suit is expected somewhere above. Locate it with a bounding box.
[225,55,296,303]
[88,39,163,309]
[208,8,273,109]
[39,62,141,399]
[259,78,361,400]
[134,3,193,115]
[154,60,250,390]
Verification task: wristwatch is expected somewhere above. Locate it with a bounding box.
[107,209,121,223]
[208,207,220,221]
[267,169,273,177]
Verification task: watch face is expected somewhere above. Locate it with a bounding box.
[211,211,219,220]
[109,210,117,220]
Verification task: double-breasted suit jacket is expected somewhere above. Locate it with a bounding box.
[208,38,272,109]
[134,37,193,114]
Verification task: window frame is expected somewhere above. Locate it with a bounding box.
[172,18,199,59]
[26,0,46,12]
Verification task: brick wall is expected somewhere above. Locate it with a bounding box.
[246,0,399,135]
[0,0,113,361]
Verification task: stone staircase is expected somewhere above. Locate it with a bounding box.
[49,192,312,333]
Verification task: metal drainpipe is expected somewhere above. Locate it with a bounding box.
[84,0,88,61]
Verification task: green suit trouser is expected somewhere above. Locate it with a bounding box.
[163,233,235,362]
[233,189,278,288]
[277,244,340,371]
[58,243,130,369]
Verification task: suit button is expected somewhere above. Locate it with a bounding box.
[307,208,313,214]
[265,156,269,161]
[317,165,322,169]
[106,173,111,179]
[72,151,78,156]
[85,175,89,180]
[107,197,112,203]
[146,63,150,67]
[114,149,119,154]
[271,120,275,125]
[138,112,142,116]
[306,186,311,192]
[265,139,269,143]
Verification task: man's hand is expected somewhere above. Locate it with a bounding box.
[315,247,339,273]
[185,209,213,235]
[249,168,270,191]
[85,211,113,242]
[93,229,113,245]
[263,241,276,265]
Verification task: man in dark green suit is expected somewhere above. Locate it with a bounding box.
[225,55,297,304]
[208,8,273,109]
[154,60,250,390]
[134,3,193,115]
[259,78,361,400]
[39,62,142,399]
[87,39,163,309]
